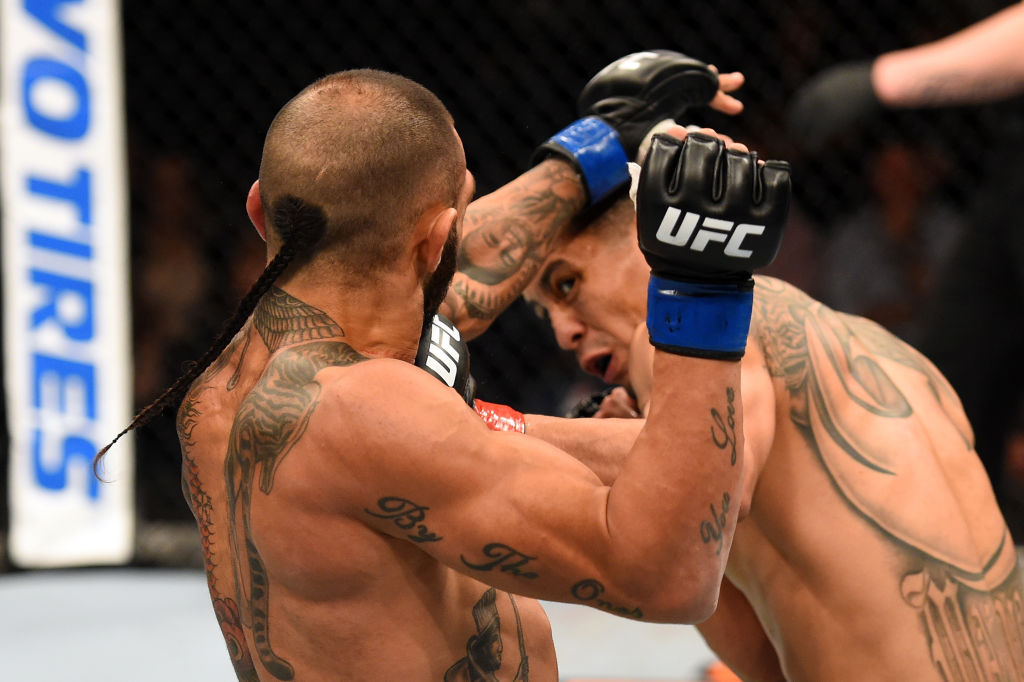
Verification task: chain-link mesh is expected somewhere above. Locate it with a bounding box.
[17,0,1023,563]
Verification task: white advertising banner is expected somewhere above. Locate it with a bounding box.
[2,0,134,566]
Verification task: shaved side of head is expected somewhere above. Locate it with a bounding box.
[258,69,465,275]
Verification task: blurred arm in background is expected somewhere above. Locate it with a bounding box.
[789,2,1024,151]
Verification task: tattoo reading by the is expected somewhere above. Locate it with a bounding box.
[571,579,644,620]
[700,492,731,555]
[461,543,540,579]
[711,387,738,466]
[364,496,443,543]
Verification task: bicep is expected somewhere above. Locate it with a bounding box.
[332,365,633,610]
[524,414,643,484]
[323,357,741,623]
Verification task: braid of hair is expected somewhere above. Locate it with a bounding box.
[93,196,326,472]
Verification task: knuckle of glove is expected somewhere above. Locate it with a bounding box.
[579,50,719,158]
[637,133,791,278]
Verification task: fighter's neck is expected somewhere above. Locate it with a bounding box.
[253,284,423,363]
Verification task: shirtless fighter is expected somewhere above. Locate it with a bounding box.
[97,67,790,680]
[432,53,1024,680]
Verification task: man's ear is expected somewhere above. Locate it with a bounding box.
[246,180,266,242]
[418,206,457,272]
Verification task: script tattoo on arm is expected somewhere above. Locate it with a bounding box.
[571,579,644,620]
[711,387,738,466]
[461,543,540,579]
[441,161,585,330]
[699,493,732,556]
[364,496,442,543]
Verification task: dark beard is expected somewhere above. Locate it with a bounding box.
[422,225,458,322]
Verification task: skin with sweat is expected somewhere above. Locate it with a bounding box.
[180,74,747,680]
[523,197,1024,682]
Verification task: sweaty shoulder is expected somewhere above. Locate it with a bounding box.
[310,356,485,461]
[750,275,1014,586]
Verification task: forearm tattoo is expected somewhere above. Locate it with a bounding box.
[711,387,738,466]
[442,161,584,323]
[699,492,731,556]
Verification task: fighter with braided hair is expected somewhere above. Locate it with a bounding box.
[97,62,789,681]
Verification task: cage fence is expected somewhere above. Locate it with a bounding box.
[5,0,1022,567]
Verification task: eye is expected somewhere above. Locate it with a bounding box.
[553,276,577,300]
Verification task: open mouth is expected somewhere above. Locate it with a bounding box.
[585,353,613,381]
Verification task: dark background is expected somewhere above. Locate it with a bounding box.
[3,0,1023,568]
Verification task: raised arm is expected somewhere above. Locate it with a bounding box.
[442,50,742,338]
[789,2,1024,151]
[439,159,585,340]
[874,2,1024,107]
[333,129,790,623]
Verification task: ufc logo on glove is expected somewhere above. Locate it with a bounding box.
[423,317,462,387]
[654,207,765,259]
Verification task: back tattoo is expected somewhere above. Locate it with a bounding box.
[183,288,366,681]
[753,276,1024,680]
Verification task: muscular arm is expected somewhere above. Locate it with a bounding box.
[330,351,743,623]
[874,2,1024,106]
[524,414,643,485]
[439,159,586,340]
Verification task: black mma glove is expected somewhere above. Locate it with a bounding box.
[788,61,880,153]
[535,50,719,205]
[637,133,791,359]
[415,314,476,405]
[565,387,617,418]
[416,314,527,432]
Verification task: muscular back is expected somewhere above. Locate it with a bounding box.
[727,276,1024,681]
[178,289,554,681]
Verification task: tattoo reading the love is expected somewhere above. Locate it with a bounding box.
[700,492,731,555]
[461,543,539,579]
[710,387,737,465]
[364,497,442,543]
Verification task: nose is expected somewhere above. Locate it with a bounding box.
[549,306,585,351]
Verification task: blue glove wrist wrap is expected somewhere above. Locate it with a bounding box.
[646,275,753,359]
[545,117,630,204]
